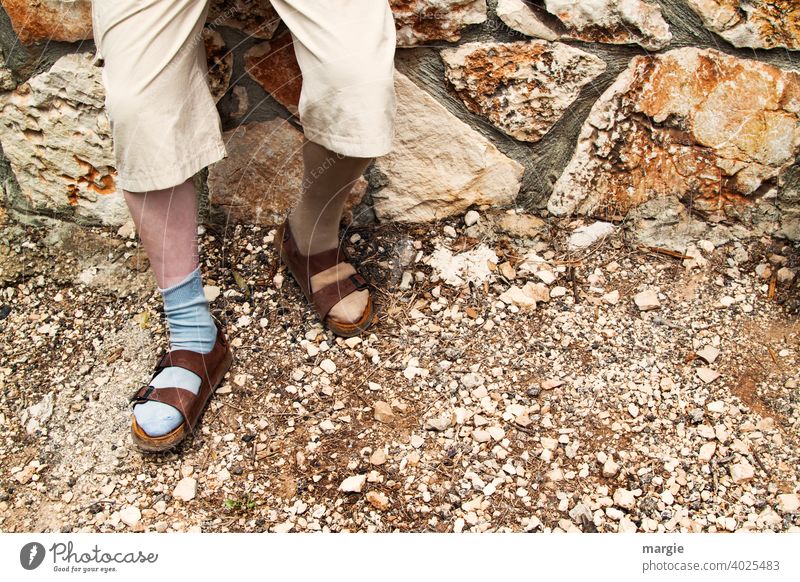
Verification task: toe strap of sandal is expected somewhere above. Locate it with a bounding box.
[311,272,369,319]
[131,385,199,429]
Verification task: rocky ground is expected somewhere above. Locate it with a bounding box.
[1,205,799,533]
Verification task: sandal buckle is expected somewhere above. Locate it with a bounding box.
[349,274,368,291]
[130,385,155,404]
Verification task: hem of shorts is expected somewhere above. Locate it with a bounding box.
[302,126,395,158]
[117,142,228,192]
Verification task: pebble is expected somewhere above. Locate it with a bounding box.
[730,462,755,484]
[119,505,141,527]
[698,442,716,462]
[602,290,620,305]
[568,221,615,249]
[373,401,394,424]
[203,286,221,302]
[777,494,800,513]
[464,210,480,227]
[366,491,390,510]
[319,359,337,374]
[696,367,721,384]
[369,449,387,465]
[613,488,636,510]
[173,477,197,502]
[550,286,568,298]
[339,474,366,493]
[472,429,491,443]
[634,289,660,311]
[424,414,451,432]
[696,345,720,364]
[443,225,457,238]
[602,459,620,477]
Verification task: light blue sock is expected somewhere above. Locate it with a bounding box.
[134,266,217,437]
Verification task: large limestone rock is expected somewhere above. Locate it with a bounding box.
[1,0,93,43]
[207,119,366,226]
[547,48,800,225]
[209,0,280,40]
[372,72,524,222]
[686,0,800,50]
[390,0,487,46]
[496,0,671,50]
[441,40,606,142]
[0,53,126,225]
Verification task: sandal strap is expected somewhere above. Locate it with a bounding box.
[154,349,212,383]
[279,220,346,288]
[312,272,369,319]
[131,385,198,424]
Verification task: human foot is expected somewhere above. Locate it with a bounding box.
[132,266,218,438]
[276,218,374,336]
[285,215,370,326]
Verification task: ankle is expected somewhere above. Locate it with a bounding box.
[287,213,340,256]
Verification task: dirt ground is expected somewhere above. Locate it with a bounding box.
[1,206,799,533]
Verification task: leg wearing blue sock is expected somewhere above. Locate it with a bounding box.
[133,266,217,436]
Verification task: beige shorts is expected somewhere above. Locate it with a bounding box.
[91,0,397,192]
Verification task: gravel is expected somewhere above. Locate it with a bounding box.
[1,209,799,533]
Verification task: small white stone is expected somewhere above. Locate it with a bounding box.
[339,474,367,493]
[660,490,675,505]
[119,505,141,527]
[777,493,800,513]
[613,488,636,510]
[373,401,395,423]
[602,290,620,305]
[550,286,568,298]
[472,429,491,443]
[443,225,457,238]
[172,477,197,502]
[602,459,620,477]
[486,426,505,441]
[696,367,720,384]
[319,359,337,374]
[464,210,480,226]
[628,403,639,418]
[634,289,660,311]
[203,286,221,302]
[730,462,755,484]
[696,345,720,364]
[698,442,716,462]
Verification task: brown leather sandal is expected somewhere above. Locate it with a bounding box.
[274,218,375,337]
[129,320,233,452]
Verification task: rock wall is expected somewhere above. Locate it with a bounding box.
[0,0,798,239]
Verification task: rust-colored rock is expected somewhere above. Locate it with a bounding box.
[1,0,93,43]
[208,0,280,40]
[547,48,800,222]
[243,31,302,115]
[207,119,365,226]
[390,0,487,46]
[441,40,605,142]
[687,0,800,50]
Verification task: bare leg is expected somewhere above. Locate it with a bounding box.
[124,179,200,289]
[287,140,371,324]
